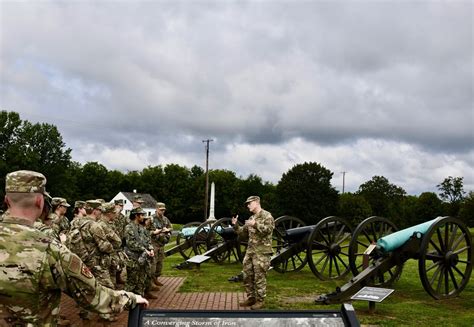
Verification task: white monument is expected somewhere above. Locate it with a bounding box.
[207,182,216,221]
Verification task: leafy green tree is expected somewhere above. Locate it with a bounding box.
[77,162,110,200]
[237,174,278,218]
[162,164,194,223]
[188,165,206,220]
[208,169,240,219]
[458,191,474,227]
[414,192,443,224]
[0,111,24,202]
[357,176,406,226]
[0,110,72,200]
[337,193,372,228]
[437,176,465,216]
[400,195,419,228]
[106,169,127,195]
[123,170,144,195]
[140,165,165,199]
[276,162,339,224]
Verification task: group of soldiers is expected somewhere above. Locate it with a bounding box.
[0,170,172,325]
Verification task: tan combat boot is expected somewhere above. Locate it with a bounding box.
[149,283,161,291]
[250,300,264,310]
[239,297,256,307]
[145,292,158,299]
[57,316,71,326]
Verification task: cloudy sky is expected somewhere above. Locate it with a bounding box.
[1,1,472,195]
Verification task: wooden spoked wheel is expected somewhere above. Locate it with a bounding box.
[419,216,473,299]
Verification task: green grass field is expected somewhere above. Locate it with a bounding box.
[162,226,474,326]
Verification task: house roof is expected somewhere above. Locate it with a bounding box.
[120,192,157,209]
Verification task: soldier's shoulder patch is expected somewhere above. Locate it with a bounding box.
[68,254,82,274]
[81,264,94,279]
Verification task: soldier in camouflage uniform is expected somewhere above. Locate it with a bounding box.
[124,208,156,298]
[99,203,123,289]
[49,197,71,242]
[232,196,275,310]
[67,200,119,321]
[68,200,116,288]
[33,198,61,242]
[113,199,128,241]
[148,202,173,286]
[112,199,128,285]
[70,200,86,230]
[0,170,148,326]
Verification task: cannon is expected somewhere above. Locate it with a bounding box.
[196,217,247,263]
[170,218,248,268]
[316,216,473,304]
[271,215,353,280]
[165,221,202,260]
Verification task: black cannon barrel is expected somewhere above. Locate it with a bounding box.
[218,226,238,241]
[284,225,315,242]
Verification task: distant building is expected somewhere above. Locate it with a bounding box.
[110,191,158,217]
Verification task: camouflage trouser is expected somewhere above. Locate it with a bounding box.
[242,253,271,301]
[92,265,115,289]
[78,263,115,320]
[151,244,165,278]
[125,259,147,296]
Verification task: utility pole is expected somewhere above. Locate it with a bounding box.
[202,139,213,220]
[341,171,347,194]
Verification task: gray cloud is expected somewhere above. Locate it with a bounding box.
[1,1,472,194]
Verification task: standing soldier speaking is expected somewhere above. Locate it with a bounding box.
[149,202,173,286]
[232,196,275,310]
[0,170,148,326]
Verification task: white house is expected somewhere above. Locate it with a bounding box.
[110,191,158,217]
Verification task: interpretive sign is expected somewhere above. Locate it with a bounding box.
[351,287,394,303]
[128,305,359,327]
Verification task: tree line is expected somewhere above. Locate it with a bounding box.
[1,110,473,227]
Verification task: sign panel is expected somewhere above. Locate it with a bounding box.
[351,287,394,303]
[128,307,359,327]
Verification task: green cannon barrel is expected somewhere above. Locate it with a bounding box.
[376,218,437,252]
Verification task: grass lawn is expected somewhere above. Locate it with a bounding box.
[161,228,474,327]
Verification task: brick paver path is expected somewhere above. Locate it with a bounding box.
[59,277,249,326]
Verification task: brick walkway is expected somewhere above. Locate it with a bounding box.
[59,277,249,326]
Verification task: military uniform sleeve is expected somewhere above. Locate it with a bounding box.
[254,211,275,236]
[233,222,249,239]
[104,222,122,249]
[90,223,114,253]
[165,217,173,230]
[46,241,137,314]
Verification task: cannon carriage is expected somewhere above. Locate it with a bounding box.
[164,221,203,260]
[316,216,473,304]
[271,215,354,280]
[166,218,248,267]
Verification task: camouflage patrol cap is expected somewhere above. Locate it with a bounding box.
[52,197,71,207]
[101,202,115,213]
[156,202,166,210]
[130,207,147,216]
[245,195,260,204]
[74,200,86,208]
[114,199,124,205]
[96,198,106,204]
[85,200,102,209]
[133,195,144,203]
[5,170,52,199]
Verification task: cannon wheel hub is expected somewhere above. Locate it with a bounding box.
[329,243,341,256]
[444,251,459,267]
